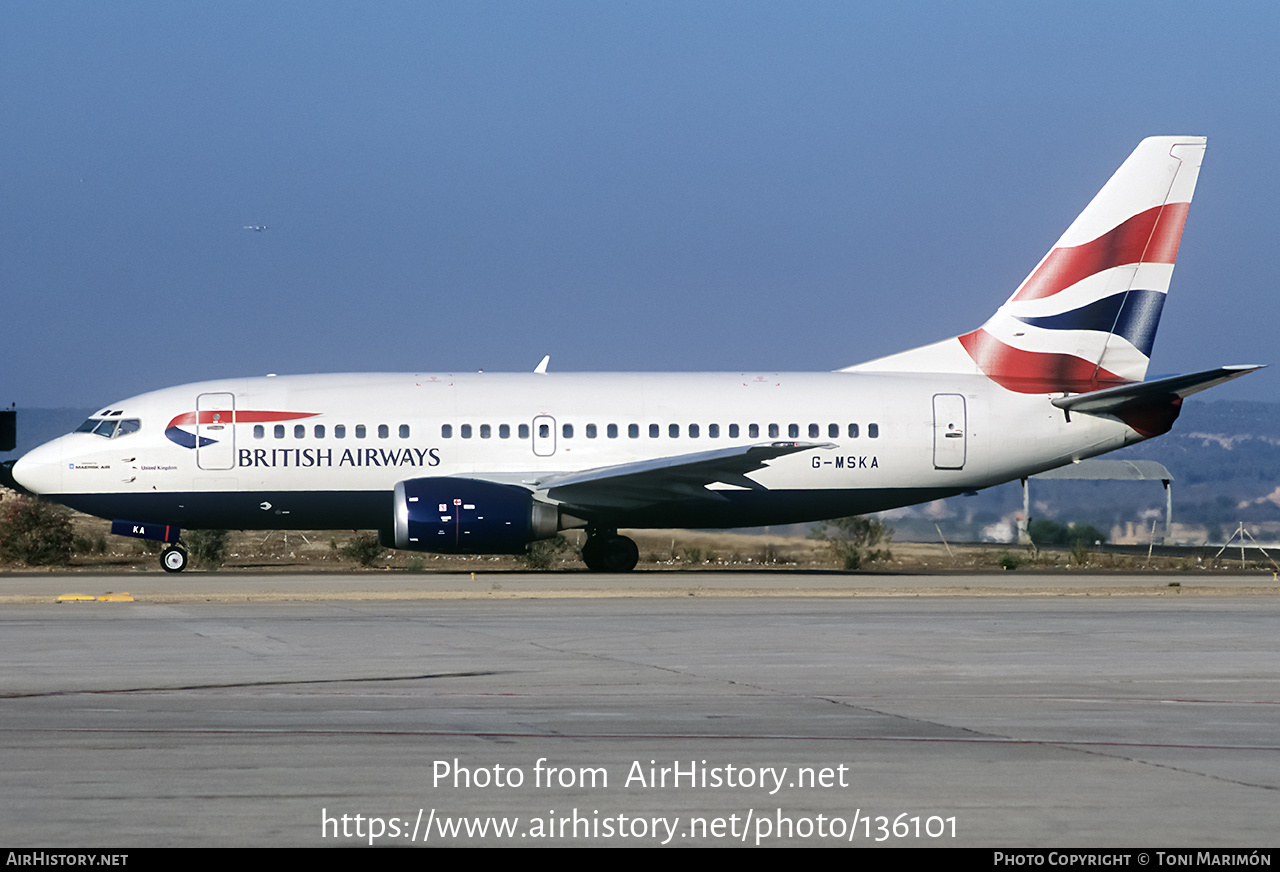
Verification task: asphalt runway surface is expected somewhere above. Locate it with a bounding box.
[1,571,1277,847]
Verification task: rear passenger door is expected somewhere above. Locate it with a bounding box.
[932,394,966,470]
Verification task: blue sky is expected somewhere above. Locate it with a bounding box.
[3,1,1276,408]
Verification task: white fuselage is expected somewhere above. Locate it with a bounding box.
[13,370,1139,532]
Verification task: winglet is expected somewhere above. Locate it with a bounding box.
[534,355,550,374]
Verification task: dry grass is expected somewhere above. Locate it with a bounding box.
[2,497,1273,575]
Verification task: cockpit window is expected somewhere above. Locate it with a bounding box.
[76,417,141,438]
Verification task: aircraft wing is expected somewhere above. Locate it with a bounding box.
[535,442,833,511]
[1052,365,1263,414]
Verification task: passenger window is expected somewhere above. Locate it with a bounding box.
[563,423,573,438]
[441,424,452,438]
[769,424,779,438]
[538,423,549,438]
[788,424,799,438]
[355,425,366,439]
[749,424,759,438]
[499,424,510,439]
[461,424,472,439]
[399,424,410,438]
[848,423,859,438]
[480,424,491,439]
[869,423,879,438]
[378,424,389,439]
[315,424,326,438]
[586,424,597,438]
[809,423,819,438]
[669,423,679,438]
[274,424,285,439]
[708,423,719,438]
[254,425,265,439]
[519,424,530,439]
[689,424,699,438]
[649,424,660,438]
[335,425,346,438]
[729,424,739,438]
[607,423,618,439]
[295,424,305,438]
[828,423,838,438]
[628,424,639,438]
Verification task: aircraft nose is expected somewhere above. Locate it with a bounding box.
[11,439,65,496]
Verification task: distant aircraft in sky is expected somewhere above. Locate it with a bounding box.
[11,137,1260,572]
[242,225,268,232]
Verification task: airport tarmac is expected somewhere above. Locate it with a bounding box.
[1,571,1277,847]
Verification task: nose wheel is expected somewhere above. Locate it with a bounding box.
[161,546,189,573]
[581,532,638,572]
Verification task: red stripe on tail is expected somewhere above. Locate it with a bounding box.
[959,329,1132,394]
[1011,202,1189,303]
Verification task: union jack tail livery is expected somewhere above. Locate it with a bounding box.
[848,136,1207,395]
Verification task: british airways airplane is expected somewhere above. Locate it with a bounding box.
[10,137,1261,572]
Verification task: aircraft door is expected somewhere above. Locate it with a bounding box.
[932,393,966,470]
[532,415,556,457]
[196,392,236,470]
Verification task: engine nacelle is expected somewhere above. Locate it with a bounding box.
[392,477,559,554]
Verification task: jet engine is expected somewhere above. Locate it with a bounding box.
[392,477,559,554]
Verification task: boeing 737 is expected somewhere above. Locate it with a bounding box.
[10,136,1261,572]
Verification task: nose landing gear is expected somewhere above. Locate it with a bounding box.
[581,530,639,572]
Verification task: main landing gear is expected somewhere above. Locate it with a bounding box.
[581,530,639,573]
[161,545,189,573]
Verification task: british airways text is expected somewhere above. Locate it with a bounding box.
[237,447,441,468]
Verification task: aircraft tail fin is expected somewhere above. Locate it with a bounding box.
[845,136,1207,393]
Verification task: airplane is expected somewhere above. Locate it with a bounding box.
[10,136,1261,573]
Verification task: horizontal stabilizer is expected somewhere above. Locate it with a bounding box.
[1052,365,1263,415]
